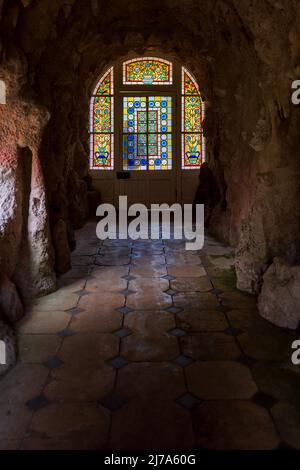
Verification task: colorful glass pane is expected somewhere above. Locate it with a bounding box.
[148,96,172,133]
[93,96,113,133]
[90,67,114,170]
[123,97,147,133]
[148,134,172,170]
[182,96,202,132]
[122,96,172,171]
[182,68,199,95]
[123,58,172,85]
[181,67,205,169]
[94,67,113,95]
[182,133,204,169]
[123,134,147,171]
[90,133,114,170]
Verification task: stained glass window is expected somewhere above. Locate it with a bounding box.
[90,61,205,172]
[89,67,114,169]
[181,67,205,169]
[123,58,172,85]
[123,96,172,171]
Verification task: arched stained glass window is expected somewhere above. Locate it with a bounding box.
[90,67,114,170]
[123,57,173,85]
[181,67,205,169]
[89,59,205,173]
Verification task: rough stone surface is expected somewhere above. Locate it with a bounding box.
[0,48,56,314]
[258,257,300,330]
[0,274,23,323]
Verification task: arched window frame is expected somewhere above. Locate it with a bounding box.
[89,67,114,170]
[89,56,205,172]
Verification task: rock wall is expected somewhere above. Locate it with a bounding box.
[0,54,56,309]
[204,1,300,295]
[258,257,300,329]
[0,0,299,337]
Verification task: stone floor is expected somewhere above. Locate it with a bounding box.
[0,221,299,450]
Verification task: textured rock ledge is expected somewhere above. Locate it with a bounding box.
[258,258,300,330]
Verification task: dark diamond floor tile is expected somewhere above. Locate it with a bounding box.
[113,328,132,338]
[165,306,183,315]
[120,289,136,297]
[43,356,64,369]
[165,289,177,296]
[168,328,187,337]
[215,304,231,313]
[100,393,126,411]
[252,391,279,410]
[173,355,194,367]
[122,275,136,281]
[64,307,85,316]
[236,354,257,367]
[108,356,129,369]
[175,393,201,410]
[224,327,243,337]
[26,394,50,412]
[74,289,90,297]
[162,275,176,281]
[57,328,75,338]
[115,306,134,315]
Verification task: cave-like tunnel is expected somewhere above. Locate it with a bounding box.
[0,0,300,453]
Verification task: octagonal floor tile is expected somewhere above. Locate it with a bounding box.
[116,362,186,401]
[109,399,194,450]
[193,400,279,450]
[186,361,257,400]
